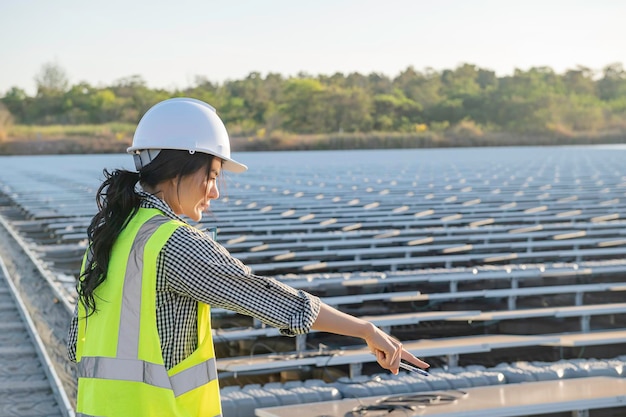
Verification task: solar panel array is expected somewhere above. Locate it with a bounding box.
[1,146,626,416]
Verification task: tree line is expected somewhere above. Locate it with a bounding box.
[1,62,626,141]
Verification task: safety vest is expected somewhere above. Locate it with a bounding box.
[75,208,222,417]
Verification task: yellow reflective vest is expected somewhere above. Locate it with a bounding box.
[76,208,222,417]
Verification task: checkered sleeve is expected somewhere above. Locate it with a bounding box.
[163,226,321,336]
[67,304,78,362]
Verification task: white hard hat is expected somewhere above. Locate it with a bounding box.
[127,97,247,173]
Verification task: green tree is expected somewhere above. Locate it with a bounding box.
[484,67,564,132]
[35,61,70,96]
[278,78,329,133]
[394,66,443,110]
[326,85,373,132]
[31,62,70,124]
[62,82,95,123]
[1,87,29,123]
[563,66,596,96]
[182,76,220,110]
[372,91,422,131]
[221,72,285,134]
[111,75,169,123]
[2,62,625,143]
[597,63,626,101]
[440,64,482,98]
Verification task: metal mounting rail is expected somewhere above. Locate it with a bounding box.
[0,214,74,315]
[0,255,74,416]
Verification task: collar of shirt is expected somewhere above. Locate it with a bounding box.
[138,190,190,225]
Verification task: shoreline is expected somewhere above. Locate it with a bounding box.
[0,131,624,155]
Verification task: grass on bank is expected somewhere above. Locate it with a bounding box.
[1,120,625,155]
[5,123,136,141]
[0,123,136,154]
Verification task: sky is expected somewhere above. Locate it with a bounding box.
[1,0,625,96]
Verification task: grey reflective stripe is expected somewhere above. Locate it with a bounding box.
[78,355,219,396]
[78,356,170,389]
[170,358,218,396]
[118,216,169,359]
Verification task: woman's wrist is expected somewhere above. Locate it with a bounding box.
[358,320,378,341]
[312,303,378,340]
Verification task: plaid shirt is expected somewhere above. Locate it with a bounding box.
[68,192,321,369]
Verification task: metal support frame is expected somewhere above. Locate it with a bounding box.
[580,315,590,333]
[295,334,307,353]
[349,362,363,378]
[447,353,459,367]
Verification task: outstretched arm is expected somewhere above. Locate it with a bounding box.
[311,302,429,374]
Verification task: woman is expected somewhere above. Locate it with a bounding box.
[67,97,429,417]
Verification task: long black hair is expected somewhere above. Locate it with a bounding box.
[78,149,216,316]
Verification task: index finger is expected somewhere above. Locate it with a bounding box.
[400,349,430,370]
